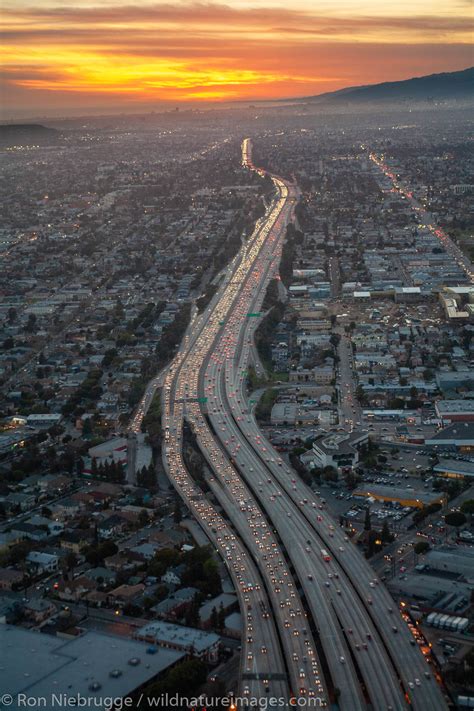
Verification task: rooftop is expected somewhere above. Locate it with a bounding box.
[0,627,184,702]
[136,620,219,653]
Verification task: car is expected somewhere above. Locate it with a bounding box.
[339,656,345,664]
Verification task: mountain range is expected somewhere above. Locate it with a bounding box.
[295,67,474,104]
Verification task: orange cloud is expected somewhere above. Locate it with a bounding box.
[0,1,472,115]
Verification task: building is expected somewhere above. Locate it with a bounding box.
[432,459,474,480]
[423,546,474,580]
[25,413,62,427]
[135,620,220,662]
[0,568,23,590]
[435,400,474,423]
[289,366,334,384]
[353,484,446,509]
[311,430,368,472]
[26,551,59,573]
[436,370,474,393]
[425,422,474,453]
[23,598,57,623]
[0,626,184,702]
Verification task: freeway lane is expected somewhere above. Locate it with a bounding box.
[160,145,328,703]
[158,137,448,709]
[198,141,448,710]
[203,254,406,708]
[213,284,449,710]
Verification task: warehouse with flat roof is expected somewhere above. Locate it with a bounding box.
[353,484,446,509]
[0,626,184,704]
[433,459,474,479]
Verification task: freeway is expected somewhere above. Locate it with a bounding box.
[203,247,450,710]
[198,144,448,709]
[155,138,448,709]
[159,143,327,703]
[201,255,408,707]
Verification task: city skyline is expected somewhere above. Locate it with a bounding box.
[1,0,473,117]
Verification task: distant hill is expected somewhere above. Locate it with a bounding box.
[0,123,58,147]
[297,67,474,104]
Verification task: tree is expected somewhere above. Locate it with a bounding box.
[366,529,380,557]
[381,520,393,543]
[460,500,474,516]
[173,500,182,524]
[82,418,93,436]
[445,512,467,528]
[25,313,38,334]
[217,602,226,630]
[138,509,149,527]
[322,466,338,482]
[364,507,372,532]
[184,594,200,627]
[210,606,218,629]
[66,551,78,571]
[414,541,430,555]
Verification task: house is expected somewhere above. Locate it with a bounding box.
[23,598,56,623]
[10,523,49,543]
[87,567,117,587]
[97,514,129,539]
[110,584,145,605]
[161,565,185,586]
[26,551,59,574]
[130,543,160,561]
[151,588,199,619]
[0,568,24,591]
[5,492,36,512]
[199,593,237,625]
[59,529,94,554]
[56,576,97,602]
[51,499,82,521]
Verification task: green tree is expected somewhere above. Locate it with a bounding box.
[217,602,226,630]
[460,500,474,516]
[364,507,372,532]
[445,511,467,528]
[138,509,149,527]
[210,606,218,629]
[173,500,182,524]
[381,520,393,543]
[414,541,430,555]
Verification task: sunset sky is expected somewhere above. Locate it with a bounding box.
[1,0,473,117]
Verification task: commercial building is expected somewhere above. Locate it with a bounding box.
[353,484,446,509]
[423,546,474,581]
[135,620,220,662]
[432,459,474,480]
[435,400,474,423]
[25,413,62,426]
[425,422,474,452]
[0,627,184,703]
[311,430,368,472]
